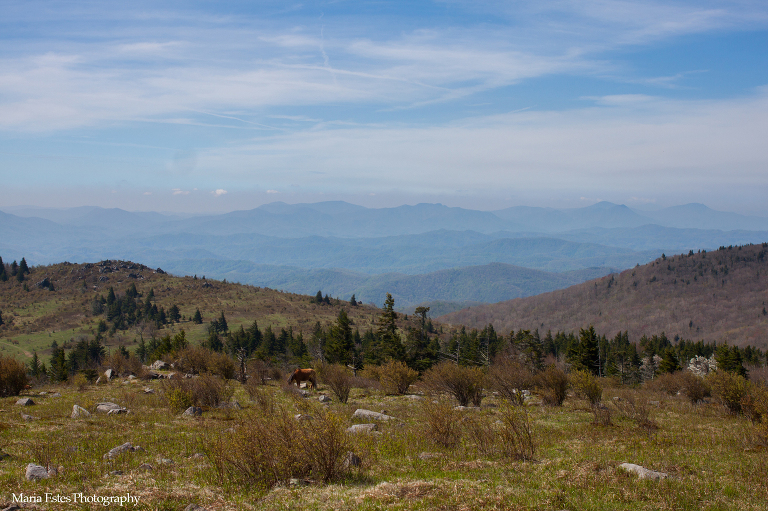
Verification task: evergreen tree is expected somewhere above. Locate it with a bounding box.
[48,341,68,382]
[192,308,203,324]
[314,290,323,304]
[16,269,24,283]
[0,310,3,326]
[18,257,29,275]
[657,348,681,374]
[349,294,357,306]
[377,293,405,361]
[106,287,116,306]
[168,304,181,323]
[325,309,354,365]
[29,351,41,378]
[136,338,147,363]
[0,256,6,281]
[217,311,228,333]
[571,326,600,375]
[10,260,18,276]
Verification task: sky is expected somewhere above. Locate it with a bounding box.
[1,0,768,214]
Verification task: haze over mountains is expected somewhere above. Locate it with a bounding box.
[2,201,768,310]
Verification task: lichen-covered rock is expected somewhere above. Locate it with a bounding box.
[104,442,140,460]
[352,409,397,421]
[71,405,91,418]
[25,463,49,481]
[619,463,668,480]
[347,423,378,433]
[183,406,203,417]
[16,398,35,406]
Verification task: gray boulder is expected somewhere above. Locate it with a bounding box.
[184,505,208,511]
[107,408,128,415]
[95,402,123,413]
[318,395,332,403]
[343,452,361,469]
[104,369,114,380]
[16,398,34,406]
[71,405,91,418]
[347,423,378,433]
[183,406,203,417]
[352,409,397,421]
[104,442,140,460]
[151,360,170,371]
[25,463,50,481]
[20,413,37,421]
[619,463,668,480]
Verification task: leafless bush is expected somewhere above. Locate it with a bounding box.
[422,399,463,449]
[462,414,497,456]
[644,371,685,395]
[203,404,351,489]
[378,360,419,395]
[497,404,536,461]
[612,390,655,430]
[0,355,28,397]
[162,373,233,411]
[534,364,568,406]
[320,364,352,404]
[488,358,533,405]
[422,361,485,407]
[680,371,711,404]
[175,347,235,379]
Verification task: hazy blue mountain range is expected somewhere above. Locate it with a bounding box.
[2,201,767,310]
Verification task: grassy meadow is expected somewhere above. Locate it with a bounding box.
[0,373,766,511]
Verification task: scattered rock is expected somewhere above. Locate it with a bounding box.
[107,408,128,415]
[184,505,208,511]
[217,401,241,410]
[155,267,166,274]
[104,369,114,380]
[20,413,37,421]
[138,463,153,471]
[619,463,668,480]
[104,442,140,460]
[71,405,91,418]
[347,423,378,433]
[289,478,312,486]
[189,453,206,460]
[150,360,170,371]
[318,395,332,403]
[183,407,203,417]
[49,392,61,398]
[294,414,313,421]
[95,402,123,413]
[454,406,478,411]
[352,409,397,421]
[343,452,362,469]
[95,377,102,385]
[25,463,49,481]
[143,387,155,394]
[110,470,123,476]
[16,398,34,406]
[404,394,423,400]
[157,457,174,465]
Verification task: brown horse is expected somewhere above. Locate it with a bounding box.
[287,368,317,390]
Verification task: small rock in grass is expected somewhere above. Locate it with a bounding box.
[110,470,123,476]
[318,395,332,403]
[143,387,154,394]
[49,392,61,398]
[72,405,91,418]
[347,424,378,433]
[619,463,668,480]
[184,505,208,511]
[95,402,123,413]
[20,413,37,421]
[104,442,140,460]
[352,409,397,421]
[138,463,153,471]
[16,398,34,406]
[107,408,128,415]
[25,463,49,481]
[183,406,203,417]
[189,453,206,460]
[418,452,445,461]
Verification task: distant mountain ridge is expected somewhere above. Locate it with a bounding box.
[439,244,768,350]
[3,200,768,311]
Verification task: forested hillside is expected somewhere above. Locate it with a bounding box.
[441,244,768,350]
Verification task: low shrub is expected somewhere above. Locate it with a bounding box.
[644,371,685,395]
[0,355,28,397]
[534,364,568,406]
[422,361,485,407]
[680,371,711,404]
[708,370,749,414]
[569,370,603,407]
[320,364,353,404]
[612,390,655,430]
[204,404,351,490]
[175,347,235,379]
[497,403,536,461]
[488,358,534,406]
[162,373,233,411]
[72,373,89,392]
[422,399,463,449]
[378,360,419,395]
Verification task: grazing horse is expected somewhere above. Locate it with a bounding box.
[287,368,317,390]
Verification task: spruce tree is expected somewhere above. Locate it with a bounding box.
[314,290,323,304]
[377,293,405,361]
[0,309,3,326]
[658,348,681,374]
[19,257,29,275]
[326,309,354,364]
[192,308,203,324]
[349,294,357,306]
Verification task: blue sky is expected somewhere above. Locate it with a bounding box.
[1,0,768,214]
